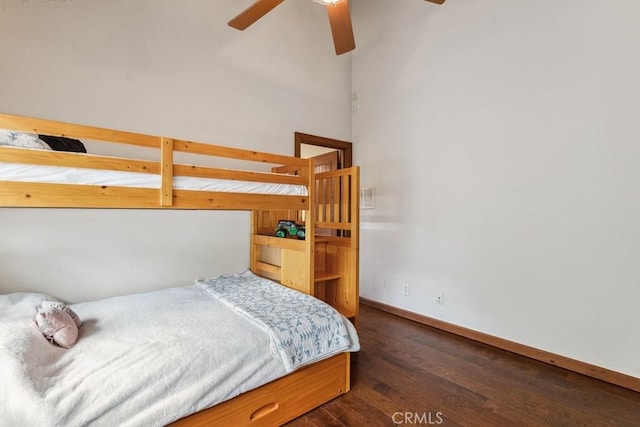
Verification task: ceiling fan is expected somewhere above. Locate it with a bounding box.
[228,0,446,56]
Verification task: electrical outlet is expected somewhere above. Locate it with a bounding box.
[436,293,445,305]
[402,283,410,296]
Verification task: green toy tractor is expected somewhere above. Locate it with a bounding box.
[274,220,306,240]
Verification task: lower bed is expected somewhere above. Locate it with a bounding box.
[0,271,359,426]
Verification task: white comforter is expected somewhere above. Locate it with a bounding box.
[0,282,358,427]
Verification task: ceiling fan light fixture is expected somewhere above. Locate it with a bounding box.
[313,0,346,5]
[229,0,444,56]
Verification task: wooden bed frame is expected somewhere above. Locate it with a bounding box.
[0,113,359,426]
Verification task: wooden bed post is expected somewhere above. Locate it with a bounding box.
[305,158,316,297]
[251,209,259,275]
[161,137,174,207]
[351,166,360,329]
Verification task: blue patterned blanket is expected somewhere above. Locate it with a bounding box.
[197,270,357,372]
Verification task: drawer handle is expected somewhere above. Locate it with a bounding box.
[250,402,280,421]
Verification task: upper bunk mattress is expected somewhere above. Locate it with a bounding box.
[0,162,308,196]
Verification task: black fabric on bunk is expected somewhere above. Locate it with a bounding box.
[38,135,87,153]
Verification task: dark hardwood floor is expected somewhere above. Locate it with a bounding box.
[287,304,640,426]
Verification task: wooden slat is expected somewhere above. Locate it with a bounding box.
[350,166,360,328]
[317,235,352,248]
[316,221,352,231]
[317,177,326,223]
[254,261,281,276]
[173,164,306,186]
[253,234,306,252]
[161,137,173,207]
[333,175,340,223]
[325,177,333,223]
[316,168,354,179]
[342,173,349,225]
[0,181,161,208]
[0,182,310,211]
[273,163,307,178]
[0,146,159,173]
[173,138,308,168]
[171,190,308,211]
[304,159,316,298]
[0,113,159,148]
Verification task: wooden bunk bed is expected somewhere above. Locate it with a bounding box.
[0,112,360,426]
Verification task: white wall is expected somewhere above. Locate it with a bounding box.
[0,0,352,302]
[2,0,638,380]
[352,0,640,378]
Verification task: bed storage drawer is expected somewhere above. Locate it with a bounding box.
[171,352,350,427]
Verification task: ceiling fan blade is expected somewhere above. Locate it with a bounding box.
[424,0,446,4]
[326,1,355,55]
[228,0,286,30]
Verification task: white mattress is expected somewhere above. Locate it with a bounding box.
[0,162,307,196]
[0,277,358,426]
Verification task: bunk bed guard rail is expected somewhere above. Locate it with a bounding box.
[0,113,312,211]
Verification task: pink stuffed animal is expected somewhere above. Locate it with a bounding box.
[34,301,82,348]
